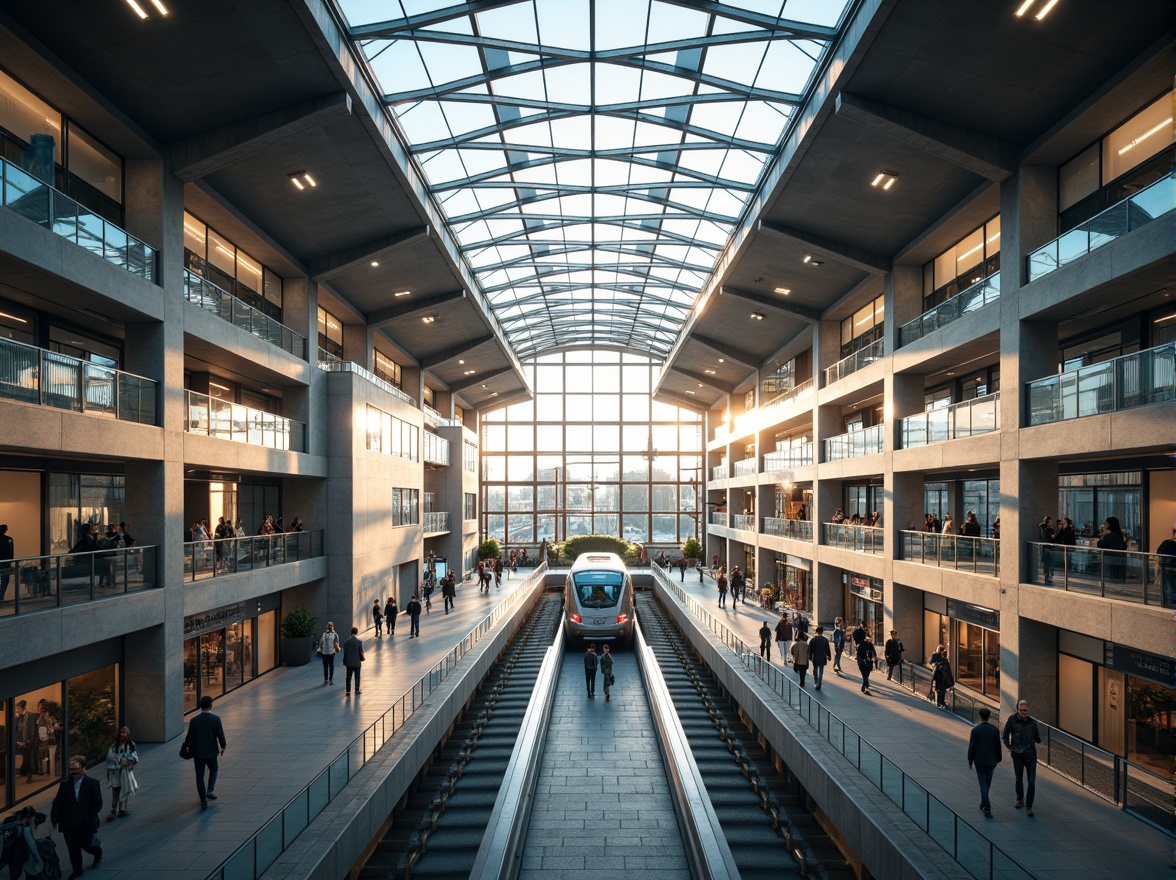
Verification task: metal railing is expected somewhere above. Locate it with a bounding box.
[205,564,549,880]
[0,546,157,619]
[0,336,157,425]
[1027,175,1173,282]
[731,514,755,531]
[901,531,1000,576]
[825,337,883,386]
[1025,342,1175,426]
[762,517,813,541]
[651,566,1037,880]
[709,464,727,481]
[1028,542,1172,608]
[423,511,450,533]
[763,443,813,470]
[822,523,884,554]
[318,358,417,407]
[823,423,884,461]
[185,390,306,452]
[733,458,757,477]
[183,532,323,582]
[1,155,157,282]
[423,404,460,428]
[183,270,306,358]
[710,512,729,527]
[901,392,1000,448]
[316,346,343,370]
[759,377,815,415]
[423,431,450,465]
[899,273,1000,348]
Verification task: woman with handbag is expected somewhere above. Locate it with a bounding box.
[319,621,341,686]
[600,644,615,702]
[104,726,138,819]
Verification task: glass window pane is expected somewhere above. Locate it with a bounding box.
[622,394,649,420]
[68,664,118,769]
[507,424,533,451]
[537,424,562,451]
[206,228,235,277]
[593,394,619,422]
[0,68,62,165]
[1103,91,1173,183]
[536,393,563,420]
[507,455,534,482]
[1060,144,1099,211]
[14,683,63,803]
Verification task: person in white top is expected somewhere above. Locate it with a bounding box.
[319,622,341,686]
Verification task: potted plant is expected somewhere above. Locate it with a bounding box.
[681,537,703,568]
[280,606,318,667]
[478,538,501,560]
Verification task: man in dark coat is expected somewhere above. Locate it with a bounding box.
[342,626,365,696]
[0,523,13,602]
[51,754,103,879]
[442,573,456,613]
[584,643,598,698]
[406,594,423,638]
[808,626,832,690]
[758,621,772,661]
[968,706,1002,817]
[184,695,227,809]
[884,630,905,683]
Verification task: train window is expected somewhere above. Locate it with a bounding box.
[574,572,623,608]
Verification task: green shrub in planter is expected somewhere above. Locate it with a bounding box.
[478,538,501,559]
[563,534,631,561]
[281,606,318,638]
[681,537,703,560]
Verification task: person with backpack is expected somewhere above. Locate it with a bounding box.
[730,566,745,605]
[832,617,847,673]
[884,630,905,683]
[857,635,878,695]
[932,649,955,708]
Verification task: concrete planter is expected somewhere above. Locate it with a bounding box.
[281,636,315,667]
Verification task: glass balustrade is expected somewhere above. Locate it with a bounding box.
[710,512,728,527]
[1,156,157,282]
[763,518,813,541]
[185,390,306,452]
[183,270,306,358]
[183,532,323,582]
[1029,542,1171,608]
[1027,176,1174,282]
[764,443,814,470]
[709,465,727,481]
[0,336,157,424]
[899,273,1000,347]
[423,512,450,533]
[0,546,158,619]
[423,432,450,465]
[901,530,1000,576]
[731,514,755,530]
[823,424,884,461]
[733,458,758,477]
[822,523,885,554]
[318,358,417,407]
[825,338,884,386]
[423,404,460,428]
[901,392,1000,448]
[1026,343,1175,426]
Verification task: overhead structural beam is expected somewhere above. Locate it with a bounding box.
[447,365,512,393]
[836,92,1017,182]
[756,221,890,275]
[470,388,533,413]
[419,335,495,370]
[310,227,430,281]
[720,287,821,323]
[654,390,709,415]
[368,289,466,326]
[674,368,740,395]
[168,93,352,183]
[693,334,760,368]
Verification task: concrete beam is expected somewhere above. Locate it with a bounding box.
[473,388,533,413]
[655,389,709,414]
[447,365,513,393]
[720,286,821,323]
[757,220,890,275]
[693,334,760,368]
[419,335,495,370]
[674,367,740,396]
[310,226,430,281]
[836,92,1017,182]
[168,93,352,182]
[368,290,466,325]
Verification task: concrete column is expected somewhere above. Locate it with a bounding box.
[886,371,924,454]
[343,322,373,370]
[1008,166,1059,284]
[282,274,317,353]
[813,561,843,627]
[886,581,923,666]
[816,318,840,382]
[886,264,923,351]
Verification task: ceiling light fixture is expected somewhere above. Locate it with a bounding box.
[421,315,436,324]
[458,359,465,364]
[803,255,823,267]
[1014,0,1059,19]
[288,171,316,190]
[685,390,696,395]
[750,312,765,321]
[705,369,716,375]
[0,311,29,324]
[370,261,379,267]
[464,370,476,375]
[871,171,898,190]
[774,287,791,295]
[393,290,411,297]
[490,392,498,397]
[125,0,149,17]
[718,358,725,363]
[1118,120,1169,155]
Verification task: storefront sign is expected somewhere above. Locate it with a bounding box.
[185,602,248,636]
[786,555,811,571]
[1109,645,1174,687]
[946,600,999,630]
[848,574,883,603]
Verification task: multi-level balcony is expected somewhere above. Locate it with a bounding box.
[710,512,728,527]
[0,337,157,424]
[762,518,813,541]
[1027,175,1173,282]
[0,546,158,619]
[183,532,324,582]
[763,442,813,470]
[733,458,757,478]
[825,338,883,386]
[1025,343,1174,426]
[899,273,1000,348]
[822,523,884,554]
[900,392,1000,448]
[823,424,884,461]
[731,514,755,531]
[1,156,157,282]
[423,432,450,466]
[900,531,1000,576]
[1028,543,1171,608]
[423,512,450,534]
[318,355,417,407]
[183,270,306,358]
[423,405,460,428]
[709,464,726,481]
[185,390,306,452]
[758,378,815,420]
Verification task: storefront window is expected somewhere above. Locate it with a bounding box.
[67,665,118,767]
[200,631,225,698]
[256,610,276,673]
[11,684,62,804]
[954,622,999,697]
[1127,677,1176,778]
[47,473,125,554]
[846,573,884,644]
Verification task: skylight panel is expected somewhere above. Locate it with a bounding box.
[718,150,767,185]
[396,101,453,144]
[501,121,557,148]
[646,0,709,42]
[594,115,638,150]
[688,101,753,138]
[546,116,592,147]
[594,0,650,51]
[417,40,485,84]
[675,148,731,178]
[733,100,791,142]
[633,68,698,103]
[433,100,499,137]
[485,69,551,103]
[474,1,540,43]
[534,0,591,51]
[756,39,821,94]
[784,0,850,28]
[701,41,767,87]
[366,41,431,92]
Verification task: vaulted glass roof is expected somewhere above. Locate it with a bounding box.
[340,0,853,359]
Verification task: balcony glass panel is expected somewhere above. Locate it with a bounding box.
[710,512,728,527]
[825,338,884,386]
[899,273,1000,347]
[731,514,755,531]
[823,424,884,462]
[1025,343,1175,426]
[1028,542,1170,607]
[900,530,1000,576]
[0,546,158,619]
[318,358,417,407]
[763,443,814,470]
[822,523,885,555]
[710,465,726,481]
[184,270,306,358]
[186,390,305,452]
[733,458,757,477]
[901,393,1000,448]
[762,518,813,541]
[183,532,323,582]
[423,512,450,533]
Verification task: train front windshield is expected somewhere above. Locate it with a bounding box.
[573,571,624,609]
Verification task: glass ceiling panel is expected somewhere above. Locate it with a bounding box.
[342,0,852,358]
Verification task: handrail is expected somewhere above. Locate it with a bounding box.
[319,358,418,407]
[764,442,813,470]
[898,272,1000,348]
[823,423,884,461]
[183,269,306,359]
[825,337,883,386]
[759,377,815,412]
[731,514,755,531]
[1027,175,1173,282]
[1025,342,1175,426]
[0,546,158,619]
[423,511,450,533]
[762,517,813,541]
[733,458,757,477]
[0,335,158,425]
[901,392,1000,448]
[822,523,885,554]
[182,531,323,582]
[709,464,727,481]
[205,564,550,880]
[1,155,157,282]
[900,530,1000,576]
[423,403,460,428]
[1028,542,1171,608]
[650,564,1038,879]
[184,389,306,452]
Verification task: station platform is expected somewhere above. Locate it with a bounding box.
[17,565,1172,880]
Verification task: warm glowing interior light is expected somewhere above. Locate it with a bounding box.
[1034,0,1059,20]
[149,0,169,14]
[290,176,304,191]
[1014,0,1035,16]
[1117,120,1170,155]
[774,287,791,295]
[303,173,316,187]
[464,370,476,375]
[705,369,716,374]
[871,173,886,187]
[0,311,29,324]
[956,243,984,264]
[370,261,379,267]
[750,312,764,320]
[394,290,411,297]
[883,176,896,190]
[422,315,436,324]
[125,0,148,19]
[803,255,812,263]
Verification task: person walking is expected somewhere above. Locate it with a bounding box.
[716,569,728,608]
[584,643,598,698]
[850,620,867,661]
[775,613,793,664]
[832,617,846,673]
[385,596,398,636]
[884,629,905,683]
[931,648,954,708]
[442,574,456,613]
[758,621,772,661]
[342,626,365,696]
[372,599,384,637]
[318,621,341,686]
[0,523,13,602]
[857,635,878,694]
[808,626,831,690]
[52,754,103,879]
[790,633,810,688]
[794,612,809,641]
[600,643,614,702]
[1002,700,1042,816]
[1038,515,1056,583]
[103,726,138,819]
[184,695,226,809]
[406,594,422,638]
[731,566,745,605]
[968,706,1003,817]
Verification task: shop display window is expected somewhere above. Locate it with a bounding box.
[67,665,118,768]
[11,684,62,805]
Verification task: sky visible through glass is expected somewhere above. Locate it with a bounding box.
[341,0,852,359]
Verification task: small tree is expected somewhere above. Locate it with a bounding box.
[280,606,318,638]
[478,538,501,559]
[681,537,703,560]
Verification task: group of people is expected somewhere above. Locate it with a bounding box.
[968,700,1043,818]
[13,698,60,782]
[187,514,305,543]
[582,642,616,701]
[1039,513,1128,584]
[830,508,881,527]
[713,564,750,608]
[923,510,987,537]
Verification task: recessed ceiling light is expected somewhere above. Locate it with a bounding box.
[685,390,696,395]
[421,315,436,324]
[458,359,465,364]
[125,0,148,17]
[464,370,476,375]
[718,358,725,363]
[750,312,765,321]
[946,371,955,376]
[698,383,704,387]
[289,171,316,190]
[871,171,898,190]
[1015,0,1059,20]
[370,261,379,267]
[808,259,822,267]
[705,369,716,375]
[0,311,29,324]
[490,392,498,397]
[774,287,791,295]
[394,290,411,297]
